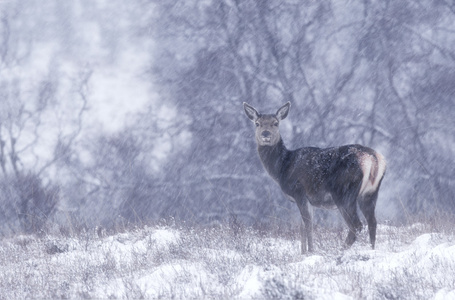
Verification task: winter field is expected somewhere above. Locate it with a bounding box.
[1,220,455,299]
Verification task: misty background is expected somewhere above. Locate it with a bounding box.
[0,0,454,236]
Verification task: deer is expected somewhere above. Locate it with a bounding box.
[243,102,386,253]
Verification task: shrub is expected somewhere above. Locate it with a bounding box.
[0,173,59,235]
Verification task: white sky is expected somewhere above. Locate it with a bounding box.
[88,49,156,133]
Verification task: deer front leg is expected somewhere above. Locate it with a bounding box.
[297,200,313,253]
[299,220,307,254]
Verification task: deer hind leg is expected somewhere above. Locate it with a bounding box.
[339,200,363,248]
[359,189,379,249]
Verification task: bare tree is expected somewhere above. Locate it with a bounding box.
[148,0,455,225]
[0,3,92,234]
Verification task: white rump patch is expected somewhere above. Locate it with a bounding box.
[358,152,387,196]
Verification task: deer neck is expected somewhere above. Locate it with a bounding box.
[257,138,290,182]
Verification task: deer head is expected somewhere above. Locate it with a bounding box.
[243,102,290,146]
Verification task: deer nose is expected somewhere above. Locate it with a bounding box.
[262,131,271,138]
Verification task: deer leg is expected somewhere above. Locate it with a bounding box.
[359,191,379,249]
[299,220,307,254]
[339,200,362,248]
[297,200,313,253]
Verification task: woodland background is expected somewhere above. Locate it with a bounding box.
[0,0,454,236]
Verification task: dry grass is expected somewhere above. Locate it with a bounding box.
[0,219,454,299]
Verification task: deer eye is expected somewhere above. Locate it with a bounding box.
[273,121,279,126]
[255,122,260,127]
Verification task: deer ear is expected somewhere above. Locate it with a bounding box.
[243,102,259,121]
[276,102,291,120]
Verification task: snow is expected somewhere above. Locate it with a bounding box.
[236,265,262,298]
[150,228,180,248]
[0,224,454,299]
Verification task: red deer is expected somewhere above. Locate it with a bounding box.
[243,102,386,253]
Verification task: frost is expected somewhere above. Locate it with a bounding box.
[0,224,454,299]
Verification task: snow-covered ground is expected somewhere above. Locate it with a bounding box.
[0,223,454,299]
